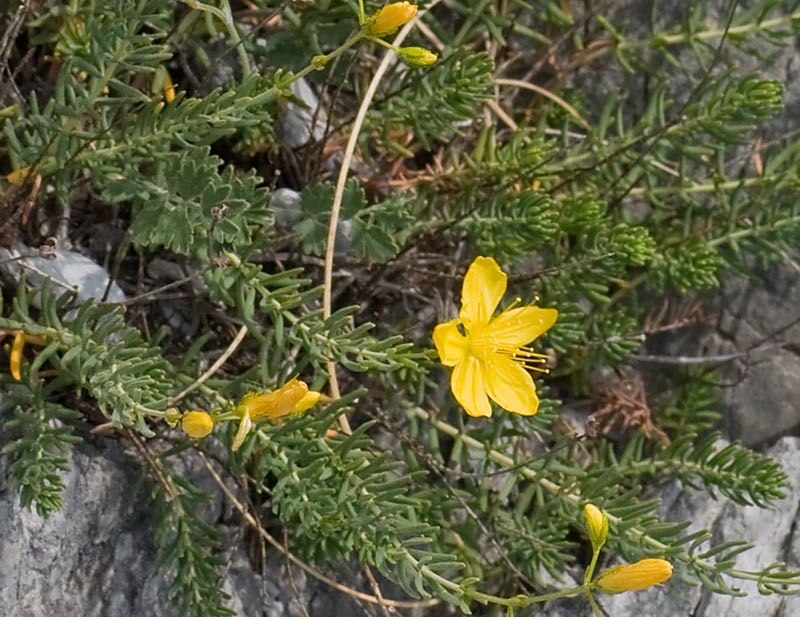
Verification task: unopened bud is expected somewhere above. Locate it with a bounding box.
[398,46,437,67]
[181,410,214,439]
[583,503,609,551]
[595,559,673,594]
[366,2,418,37]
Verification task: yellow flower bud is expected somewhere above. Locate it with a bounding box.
[181,410,214,439]
[7,166,31,186]
[366,2,418,37]
[162,70,176,103]
[398,46,438,67]
[9,331,25,381]
[583,503,609,550]
[595,559,673,594]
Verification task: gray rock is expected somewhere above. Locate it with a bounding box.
[282,78,328,149]
[271,187,304,228]
[0,440,361,617]
[712,267,800,446]
[0,241,125,304]
[0,442,167,617]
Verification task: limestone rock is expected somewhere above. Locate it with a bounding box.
[0,242,125,305]
[0,440,359,617]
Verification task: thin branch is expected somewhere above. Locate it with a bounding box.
[122,271,204,306]
[198,451,440,610]
[171,324,248,404]
[127,428,178,498]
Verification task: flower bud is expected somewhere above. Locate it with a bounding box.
[595,559,673,594]
[164,407,182,428]
[398,46,437,67]
[162,70,176,104]
[366,2,418,37]
[583,503,608,551]
[181,410,214,439]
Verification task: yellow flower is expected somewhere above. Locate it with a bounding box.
[433,256,557,417]
[366,2,418,37]
[595,559,673,594]
[181,410,214,439]
[583,503,609,551]
[398,46,438,67]
[232,379,321,451]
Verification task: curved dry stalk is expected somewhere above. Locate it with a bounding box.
[496,77,591,130]
[322,1,443,433]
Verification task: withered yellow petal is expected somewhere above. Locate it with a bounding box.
[10,331,25,381]
[485,355,538,416]
[450,354,492,417]
[6,167,31,186]
[487,306,558,346]
[459,256,506,329]
[433,318,468,367]
[239,379,308,421]
[292,391,321,414]
[232,411,253,452]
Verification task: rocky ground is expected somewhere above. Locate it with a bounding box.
[2,1,799,616]
[1,236,799,617]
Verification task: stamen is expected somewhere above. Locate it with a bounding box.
[498,297,522,317]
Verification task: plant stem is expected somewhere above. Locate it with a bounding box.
[628,11,800,48]
[412,407,800,589]
[182,0,251,75]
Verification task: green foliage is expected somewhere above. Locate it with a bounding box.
[152,472,234,617]
[1,387,82,517]
[108,147,272,259]
[1,283,173,436]
[3,0,800,614]
[374,52,495,149]
[465,189,559,261]
[297,179,414,262]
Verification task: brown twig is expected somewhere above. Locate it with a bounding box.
[126,427,178,498]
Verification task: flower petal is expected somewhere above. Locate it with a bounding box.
[487,306,558,346]
[450,354,492,417]
[232,411,253,452]
[433,319,468,366]
[485,356,539,416]
[460,256,507,329]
